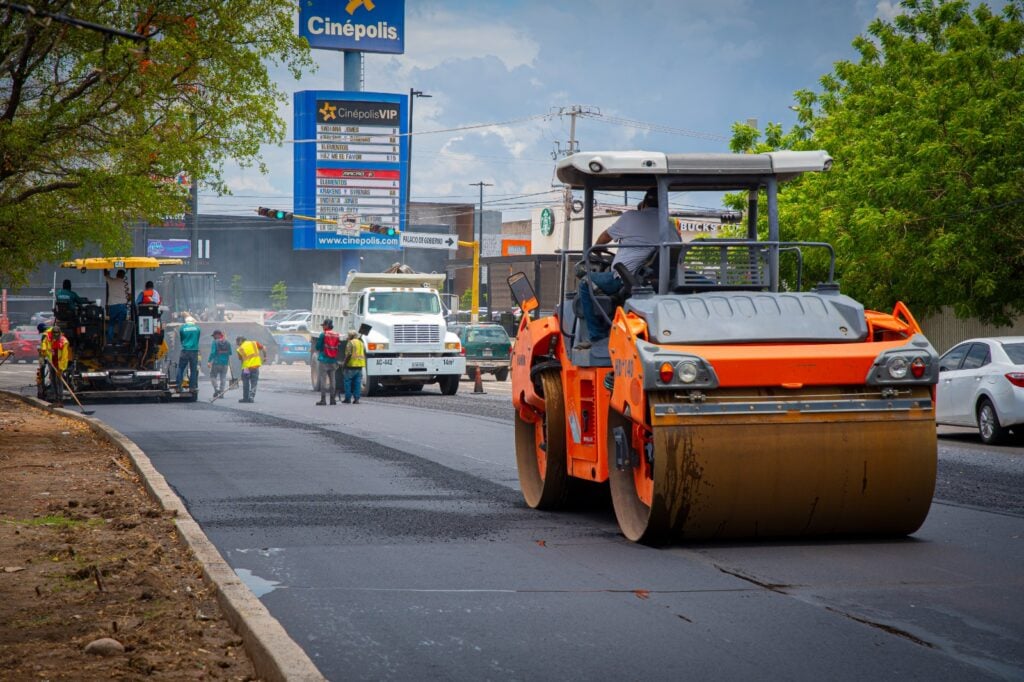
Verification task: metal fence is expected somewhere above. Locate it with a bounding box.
[919,307,1024,353]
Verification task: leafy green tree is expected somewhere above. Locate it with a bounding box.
[230,274,243,306]
[270,280,287,310]
[0,1,311,287]
[460,288,473,310]
[730,0,1024,324]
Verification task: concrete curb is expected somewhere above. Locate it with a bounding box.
[2,390,326,682]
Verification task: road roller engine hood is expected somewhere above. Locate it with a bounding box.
[622,289,939,392]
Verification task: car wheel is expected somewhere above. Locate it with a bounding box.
[977,398,1008,445]
[494,367,509,382]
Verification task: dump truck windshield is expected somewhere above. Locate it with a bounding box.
[366,292,441,315]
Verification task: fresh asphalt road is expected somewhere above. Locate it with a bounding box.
[2,364,1023,680]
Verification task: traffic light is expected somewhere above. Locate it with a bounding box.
[257,207,293,220]
[365,223,398,236]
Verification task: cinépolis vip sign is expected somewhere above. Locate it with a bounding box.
[294,90,408,250]
[299,0,405,54]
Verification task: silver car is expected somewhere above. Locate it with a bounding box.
[936,336,1024,444]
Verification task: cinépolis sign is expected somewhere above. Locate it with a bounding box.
[299,0,405,54]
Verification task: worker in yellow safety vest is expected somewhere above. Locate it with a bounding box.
[341,329,366,404]
[234,336,266,403]
[39,326,71,407]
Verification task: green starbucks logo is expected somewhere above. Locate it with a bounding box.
[540,208,554,237]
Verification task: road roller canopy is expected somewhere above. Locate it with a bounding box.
[61,257,185,271]
[556,150,833,191]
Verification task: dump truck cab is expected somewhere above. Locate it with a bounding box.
[54,257,187,401]
[510,150,938,544]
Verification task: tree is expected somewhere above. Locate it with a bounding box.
[0,1,312,287]
[229,274,242,306]
[270,280,287,311]
[730,0,1024,324]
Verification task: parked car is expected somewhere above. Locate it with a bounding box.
[265,309,302,330]
[275,311,312,332]
[272,333,311,365]
[0,329,43,363]
[936,336,1024,444]
[449,323,511,381]
[29,310,53,327]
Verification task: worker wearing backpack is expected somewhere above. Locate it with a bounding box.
[315,319,341,405]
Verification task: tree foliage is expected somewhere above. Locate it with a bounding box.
[731,0,1024,323]
[0,0,311,287]
[270,280,287,310]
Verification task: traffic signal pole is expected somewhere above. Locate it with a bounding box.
[457,240,480,323]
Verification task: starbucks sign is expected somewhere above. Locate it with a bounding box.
[540,208,554,237]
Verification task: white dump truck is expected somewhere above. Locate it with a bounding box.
[309,267,465,395]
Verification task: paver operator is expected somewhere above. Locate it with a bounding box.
[207,329,233,398]
[341,329,365,404]
[38,326,70,407]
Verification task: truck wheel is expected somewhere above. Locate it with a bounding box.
[439,375,459,395]
[361,367,381,396]
[494,368,509,382]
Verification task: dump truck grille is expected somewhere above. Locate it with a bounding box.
[394,324,441,344]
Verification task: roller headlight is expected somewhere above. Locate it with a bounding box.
[886,356,909,379]
[677,361,699,384]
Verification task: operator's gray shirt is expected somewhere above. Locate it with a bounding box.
[607,207,680,274]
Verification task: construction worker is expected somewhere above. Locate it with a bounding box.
[235,335,266,403]
[38,326,70,407]
[176,316,201,394]
[136,280,161,305]
[104,268,129,343]
[207,329,233,398]
[315,319,341,406]
[341,329,366,404]
[55,279,89,313]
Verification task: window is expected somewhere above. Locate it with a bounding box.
[939,343,970,372]
[365,292,441,315]
[961,343,991,370]
[1001,342,1024,365]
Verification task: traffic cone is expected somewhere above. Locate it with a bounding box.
[473,365,485,394]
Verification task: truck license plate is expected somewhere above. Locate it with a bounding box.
[412,362,425,369]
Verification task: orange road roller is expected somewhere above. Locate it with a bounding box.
[509,150,937,544]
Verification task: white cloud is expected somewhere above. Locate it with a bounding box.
[874,1,903,21]
[398,8,539,76]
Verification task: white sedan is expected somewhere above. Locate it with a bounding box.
[936,336,1024,444]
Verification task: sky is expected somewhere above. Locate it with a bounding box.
[200,0,907,222]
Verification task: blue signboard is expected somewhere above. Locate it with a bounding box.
[147,239,191,258]
[299,0,405,54]
[294,90,408,251]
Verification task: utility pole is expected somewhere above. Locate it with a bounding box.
[551,105,598,286]
[189,173,198,272]
[469,181,492,323]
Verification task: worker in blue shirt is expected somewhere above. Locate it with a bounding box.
[176,315,201,394]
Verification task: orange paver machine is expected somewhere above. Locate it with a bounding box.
[508,150,938,544]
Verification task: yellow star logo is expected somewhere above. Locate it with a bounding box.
[346,0,375,15]
[319,102,336,121]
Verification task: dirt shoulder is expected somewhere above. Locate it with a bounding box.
[0,392,258,680]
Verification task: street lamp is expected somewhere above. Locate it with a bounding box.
[406,89,432,232]
[469,181,493,322]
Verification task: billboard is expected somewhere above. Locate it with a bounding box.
[298,0,405,54]
[294,90,408,251]
[147,239,191,258]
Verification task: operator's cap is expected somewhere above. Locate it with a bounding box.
[322,319,333,329]
[212,329,223,338]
